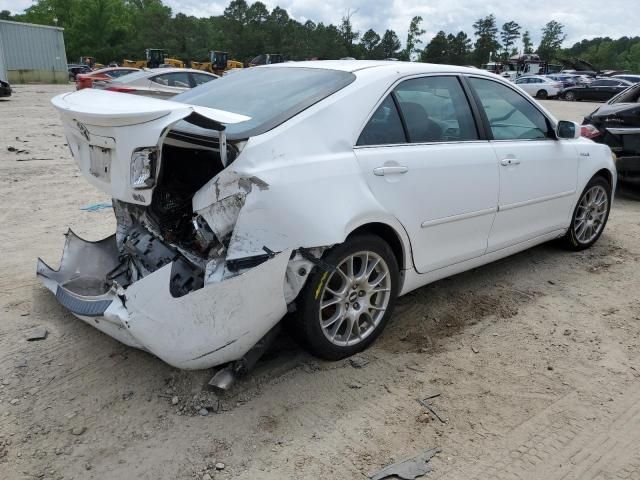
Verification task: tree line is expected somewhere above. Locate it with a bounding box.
[1,0,639,72]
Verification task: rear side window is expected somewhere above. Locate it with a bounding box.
[192,73,215,86]
[152,72,190,87]
[394,76,478,142]
[469,77,551,140]
[357,95,406,146]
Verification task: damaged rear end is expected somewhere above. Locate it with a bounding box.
[38,89,310,370]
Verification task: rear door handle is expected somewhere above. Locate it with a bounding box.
[373,166,409,176]
[500,158,521,166]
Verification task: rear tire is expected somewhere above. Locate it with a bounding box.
[564,91,576,101]
[562,175,611,251]
[294,234,399,360]
[536,89,548,99]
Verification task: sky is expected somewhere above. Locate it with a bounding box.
[1,0,636,49]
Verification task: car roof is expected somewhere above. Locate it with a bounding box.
[263,60,485,76]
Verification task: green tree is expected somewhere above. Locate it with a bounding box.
[473,14,500,65]
[500,21,521,59]
[448,31,472,65]
[401,15,425,61]
[360,29,382,59]
[380,29,401,59]
[420,31,449,63]
[538,20,566,61]
[522,30,533,54]
[339,10,359,57]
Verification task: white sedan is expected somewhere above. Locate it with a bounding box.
[514,75,563,99]
[40,61,615,384]
[93,67,218,99]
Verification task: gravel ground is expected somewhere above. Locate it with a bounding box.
[1,84,640,480]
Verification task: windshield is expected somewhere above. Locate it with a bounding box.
[173,67,356,138]
[609,84,640,104]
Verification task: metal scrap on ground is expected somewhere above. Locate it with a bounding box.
[368,447,441,480]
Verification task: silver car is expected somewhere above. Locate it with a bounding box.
[94,68,218,99]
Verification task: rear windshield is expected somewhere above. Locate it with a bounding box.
[173,67,356,138]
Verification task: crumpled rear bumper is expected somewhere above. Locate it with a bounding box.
[37,230,290,369]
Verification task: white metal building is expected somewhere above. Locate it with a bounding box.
[0,20,67,84]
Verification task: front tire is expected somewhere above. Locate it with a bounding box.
[564,91,577,101]
[295,234,399,360]
[562,176,611,250]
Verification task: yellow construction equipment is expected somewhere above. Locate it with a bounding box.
[122,49,184,69]
[191,51,243,75]
[79,56,104,69]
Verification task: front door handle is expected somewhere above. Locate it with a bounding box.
[373,166,409,176]
[500,158,521,166]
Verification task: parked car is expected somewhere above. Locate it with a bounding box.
[75,66,140,90]
[67,64,92,81]
[513,75,562,99]
[95,68,218,99]
[40,61,615,383]
[0,78,11,97]
[613,74,640,84]
[582,83,640,184]
[562,78,634,101]
[546,74,584,89]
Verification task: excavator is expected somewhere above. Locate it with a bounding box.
[123,49,184,69]
[191,51,243,75]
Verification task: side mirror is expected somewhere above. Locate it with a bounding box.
[556,120,581,139]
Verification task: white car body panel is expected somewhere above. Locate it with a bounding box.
[39,61,617,370]
[355,141,499,273]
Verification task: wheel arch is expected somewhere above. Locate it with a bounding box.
[346,221,410,273]
[593,168,613,190]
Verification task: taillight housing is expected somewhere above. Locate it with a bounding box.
[130,148,157,189]
[580,124,601,139]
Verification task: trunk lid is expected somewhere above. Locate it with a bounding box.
[51,89,250,205]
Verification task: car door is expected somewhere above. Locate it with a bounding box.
[354,75,499,273]
[466,76,578,252]
[515,78,532,95]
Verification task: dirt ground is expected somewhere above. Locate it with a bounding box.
[1,84,640,480]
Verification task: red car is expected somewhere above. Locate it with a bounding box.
[75,67,140,90]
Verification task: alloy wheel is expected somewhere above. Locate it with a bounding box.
[319,251,391,347]
[574,185,608,244]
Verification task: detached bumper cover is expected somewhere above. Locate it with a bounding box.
[37,231,291,369]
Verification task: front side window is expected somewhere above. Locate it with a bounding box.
[357,95,406,146]
[394,76,478,142]
[469,77,552,140]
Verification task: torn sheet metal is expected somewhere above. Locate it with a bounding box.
[368,448,440,480]
[38,230,292,369]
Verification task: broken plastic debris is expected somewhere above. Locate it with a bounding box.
[368,447,440,480]
[80,202,112,212]
[26,327,48,341]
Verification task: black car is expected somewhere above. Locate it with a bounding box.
[562,78,634,102]
[0,78,11,98]
[582,83,640,183]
